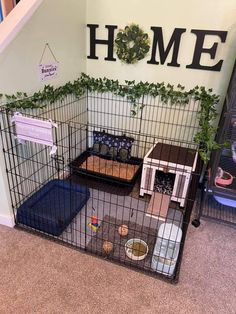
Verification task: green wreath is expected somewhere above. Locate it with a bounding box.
[115,24,150,64]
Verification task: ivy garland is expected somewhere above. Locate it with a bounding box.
[115,24,150,64]
[0,73,220,164]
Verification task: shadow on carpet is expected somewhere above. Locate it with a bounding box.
[86,215,158,271]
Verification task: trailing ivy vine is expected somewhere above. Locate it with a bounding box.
[0,73,220,164]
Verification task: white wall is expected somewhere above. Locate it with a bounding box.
[0,0,86,94]
[0,0,86,226]
[86,0,236,98]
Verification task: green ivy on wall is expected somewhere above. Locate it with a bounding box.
[0,73,220,164]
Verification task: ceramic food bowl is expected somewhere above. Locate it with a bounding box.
[125,238,148,261]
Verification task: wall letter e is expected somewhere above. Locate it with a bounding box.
[186,30,227,71]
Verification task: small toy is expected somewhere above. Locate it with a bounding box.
[102,241,113,255]
[118,224,129,236]
[88,207,100,232]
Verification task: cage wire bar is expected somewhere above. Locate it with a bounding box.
[0,90,202,282]
[193,62,236,228]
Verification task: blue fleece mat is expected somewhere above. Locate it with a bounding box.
[17,179,90,236]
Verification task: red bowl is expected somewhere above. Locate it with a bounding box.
[215,171,233,186]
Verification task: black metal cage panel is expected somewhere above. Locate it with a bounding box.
[0,91,202,282]
[199,61,236,227]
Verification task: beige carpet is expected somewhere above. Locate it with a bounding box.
[0,221,235,314]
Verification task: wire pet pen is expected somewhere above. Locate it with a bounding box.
[0,88,202,282]
[196,61,236,227]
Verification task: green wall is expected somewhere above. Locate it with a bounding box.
[0,0,86,225]
[0,0,86,94]
[1,0,236,226]
[86,0,236,96]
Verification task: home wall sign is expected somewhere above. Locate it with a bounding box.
[87,24,228,72]
[38,43,59,81]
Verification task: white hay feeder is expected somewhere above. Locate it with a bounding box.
[151,223,182,276]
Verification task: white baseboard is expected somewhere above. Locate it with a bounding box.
[0,214,15,228]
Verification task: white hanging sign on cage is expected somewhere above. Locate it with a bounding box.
[39,62,59,81]
[12,113,58,155]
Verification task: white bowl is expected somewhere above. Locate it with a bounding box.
[125,238,148,261]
